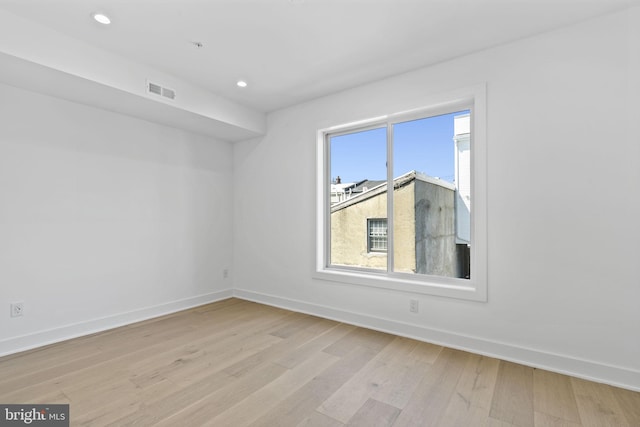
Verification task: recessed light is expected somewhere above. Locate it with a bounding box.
[237,80,248,88]
[93,13,111,25]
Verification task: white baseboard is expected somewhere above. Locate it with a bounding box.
[233,288,640,392]
[0,289,233,358]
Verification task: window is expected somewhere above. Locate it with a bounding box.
[316,85,487,301]
[367,219,388,252]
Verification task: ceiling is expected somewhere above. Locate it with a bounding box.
[0,0,636,113]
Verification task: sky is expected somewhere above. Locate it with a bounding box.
[330,110,468,185]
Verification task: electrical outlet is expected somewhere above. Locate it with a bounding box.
[409,299,419,313]
[10,302,24,317]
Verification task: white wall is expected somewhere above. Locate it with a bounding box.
[0,83,234,355]
[233,8,640,390]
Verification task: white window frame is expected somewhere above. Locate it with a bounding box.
[314,84,487,302]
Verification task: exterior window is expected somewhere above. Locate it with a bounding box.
[316,85,487,301]
[327,109,470,278]
[367,219,387,252]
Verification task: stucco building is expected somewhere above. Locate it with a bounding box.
[330,171,470,277]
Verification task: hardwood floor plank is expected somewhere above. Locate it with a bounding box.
[345,398,400,427]
[533,411,582,427]
[297,411,345,427]
[392,347,469,427]
[317,336,433,423]
[203,350,340,426]
[125,305,287,373]
[0,341,103,380]
[489,361,535,427]
[142,328,282,388]
[153,362,290,427]
[533,369,581,424]
[275,323,356,370]
[191,297,245,313]
[270,312,332,338]
[571,377,630,427]
[408,340,444,365]
[76,399,143,426]
[439,353,500,427]
[322,327,395,357]
[107,370,236,425]
[222,318,337,378]
[247,345,388,427]
[484,417,518,427]
[610,385,640,426]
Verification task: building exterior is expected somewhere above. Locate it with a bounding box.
[331,171,468,277]
[454,113,471,245]
[330,177,386,205]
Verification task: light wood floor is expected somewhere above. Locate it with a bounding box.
[0,298,638,426]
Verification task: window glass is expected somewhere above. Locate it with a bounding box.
[327,110,470,279]
[392,111,470,279]
[329,127,386,270]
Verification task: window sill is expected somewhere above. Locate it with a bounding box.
[313,267,487,302]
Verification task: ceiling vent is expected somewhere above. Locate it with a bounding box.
[146,80,176,100]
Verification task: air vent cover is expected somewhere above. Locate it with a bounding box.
[161,87,175,100]
[146,80,175,100]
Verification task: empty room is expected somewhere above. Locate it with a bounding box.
[0,0,638,426]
